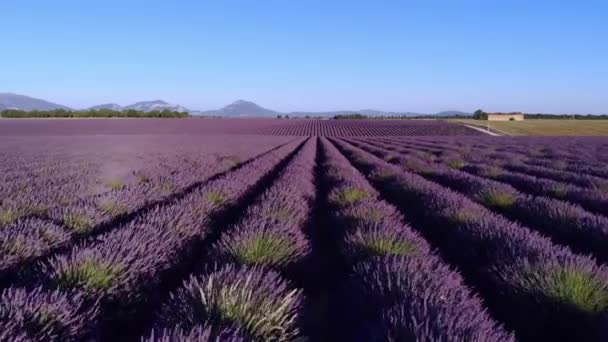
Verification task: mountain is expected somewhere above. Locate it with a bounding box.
[196,101,470,118]
[123,100,189,113]
[0,93,70,111]
[201,100,278,117]
[1,93,471,117]
[89,103,122,110]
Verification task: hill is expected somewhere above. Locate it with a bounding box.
[122,100,189,113]
[200,100,278,117]
[0,93,71,111]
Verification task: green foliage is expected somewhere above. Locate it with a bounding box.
[401,160,429,174]
[413,151,436,163]
[372,168,397,181]
[447,159,465,170]
[159,180,177,193]
[549,184,568,198]
[96,201,127,216]
[356,236,415,258]
[55,258,121,291]
[473,109,488,120]
[226,233,295,267]
[63,213,93,234]
[527,267,608,314]
[0,208,19,226]
[104,178,124,190]
[200,275,300,340]
[333,113,368,120]
[483,166,502,178]
[333,187,369,206]
[0,108,189,118]
[383,154,397,162]
[478,189,516,209]
[134,172,150,183]
[446,208,481,224]
[205,190,225,205]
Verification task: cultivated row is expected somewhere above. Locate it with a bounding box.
[0,138,305,341]
[331,138,608,341]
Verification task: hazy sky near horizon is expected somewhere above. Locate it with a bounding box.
[1,0,607,113]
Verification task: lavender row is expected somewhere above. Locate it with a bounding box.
[375,137,608,216]
[250,119,482,136]
[332,138,608,341]
[145,266,301,342]
[502,161,608,190]
[1,135,294,228]
[407,138,608,181]
[0,141,295,283]
[0,157,85,184]
[147,138,317,341]
[319,138,512,341]
[523,156,608,180]
[0,287,98,341]
[211,137,316,272]
[362,137,608,217]
[378,137,608,185]
[383,136,608,164]
[350,138,608,264]
[0,157,96,195]
[46,153,240,231]
[0,167,97,219]
[463,164,608,217]
[0,150,236,228]
[0,139,304,341]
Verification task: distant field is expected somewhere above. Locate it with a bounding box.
[0,118,482,136]
[450,119,608,136]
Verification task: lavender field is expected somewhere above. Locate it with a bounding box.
[1,119,608,341]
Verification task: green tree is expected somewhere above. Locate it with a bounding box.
[473,109,488,120]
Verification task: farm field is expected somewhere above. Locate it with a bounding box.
[0,118,482,136]
[450,119,608,136]
[2,119,608,341]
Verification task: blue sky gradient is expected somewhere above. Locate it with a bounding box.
[1,0,607,113]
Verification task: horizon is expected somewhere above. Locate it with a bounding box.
[2,1,607,114]
[5,93,607,115]
[1,92,476,114]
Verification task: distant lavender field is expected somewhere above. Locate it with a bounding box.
[2,119,608,341]
[0,118,481,136]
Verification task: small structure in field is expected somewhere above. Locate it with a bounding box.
[487,112,524,121]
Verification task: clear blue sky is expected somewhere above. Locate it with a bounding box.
[1,0,607,113]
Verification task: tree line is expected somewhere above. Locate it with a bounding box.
[521,113,608,120]
[0,108,189,118]
[333,113,472,120]
[473,109,608,120]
